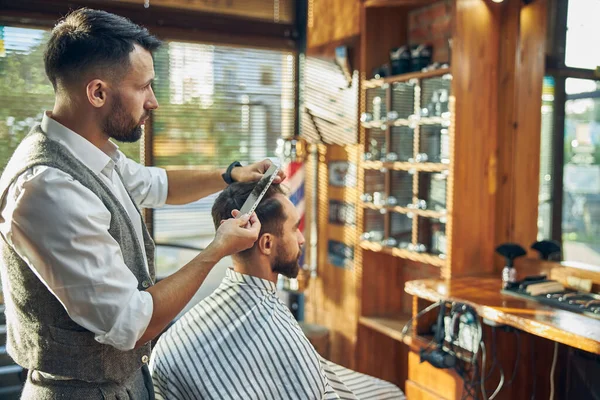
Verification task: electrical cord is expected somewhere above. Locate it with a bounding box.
[531,338,537,400]
[550,342,558,400]
[453,308,482,400]
[480,341,487,400]
[504,329,521,387]
[400,301,443,337]
[480,340,505,400]
[484,327,498,380]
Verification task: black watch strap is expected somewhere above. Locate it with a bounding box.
[222,161,242,184]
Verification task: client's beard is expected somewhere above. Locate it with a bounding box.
[271,250,301,279]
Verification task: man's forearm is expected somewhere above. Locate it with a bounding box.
[134,243,224,348]
[165,169,226,205]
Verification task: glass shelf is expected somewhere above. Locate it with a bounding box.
[417,216,447,257]
[390,126,414,162]
[366,87,387,121]
[420,74,452,119]
[418,171,448,212]
[390,170,414,207]
[391,81,416,120]
[419,125,450,164]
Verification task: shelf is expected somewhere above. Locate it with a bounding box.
[361,119,411,129]
[359,315,412,343]
[361,121,384,130]
[362,161,449,172]
[359,316,475,361]
[363,67,451,88]
[418,116,450,126]
[359,241,446,267]
[362,203,447,219]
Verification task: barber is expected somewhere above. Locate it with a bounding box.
[0,8,284,399]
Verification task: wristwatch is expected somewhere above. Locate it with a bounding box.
[222,161,242,184]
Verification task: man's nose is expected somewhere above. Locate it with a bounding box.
[146,88,159,110]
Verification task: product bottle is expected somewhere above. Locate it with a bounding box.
[495,243,527,290]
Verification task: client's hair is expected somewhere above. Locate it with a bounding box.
[212,181,287,259]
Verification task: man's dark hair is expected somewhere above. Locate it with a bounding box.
[212,181,287,259]
[44,8,162,90]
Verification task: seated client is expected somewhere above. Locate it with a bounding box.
[150,181,405,400]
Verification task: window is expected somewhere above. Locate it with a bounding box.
[0,26,142,169]
[0,26,297,277]
[151,41,295,276]
[538,0,600,264]
[565,0,600,70]
[0,27,54,172]
[561,78,600,263]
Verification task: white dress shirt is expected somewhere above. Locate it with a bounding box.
[0,112,168,351]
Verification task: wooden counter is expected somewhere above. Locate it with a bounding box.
[405,277,600,355]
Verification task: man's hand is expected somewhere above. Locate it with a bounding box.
[211,211,261,258]
[230,159,286,184]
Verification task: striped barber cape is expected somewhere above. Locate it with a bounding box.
[150,269,405,400]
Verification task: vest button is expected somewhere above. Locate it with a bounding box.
[141,355,149,364]
[142,280,150,288]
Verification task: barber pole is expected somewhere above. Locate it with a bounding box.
[283,160,306,267]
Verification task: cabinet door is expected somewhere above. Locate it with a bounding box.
[407,351,463,400]
[307,0,361,49]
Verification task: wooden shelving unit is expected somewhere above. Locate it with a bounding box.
[305,0,547,397]
[359,66,452,269]
[358,315,412,343]
[359,241,446,267]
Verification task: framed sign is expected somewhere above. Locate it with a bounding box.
[328,161,357,188]
[327,240,354,269]
[328,200,356,226]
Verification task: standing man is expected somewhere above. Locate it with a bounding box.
[0,8,283,399]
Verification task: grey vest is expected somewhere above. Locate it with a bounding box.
[0,125,155,384]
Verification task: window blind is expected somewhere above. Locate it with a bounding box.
[0,26,297,273]
[0,26,142,171]
[301,56,358,145]
[0,27,54,172]
[151,41,296,252]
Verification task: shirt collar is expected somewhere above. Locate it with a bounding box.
[225,268,277,293]
[41,111,120,176]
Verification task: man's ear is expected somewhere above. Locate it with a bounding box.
[86,79,109,108]
[257,233,274,256]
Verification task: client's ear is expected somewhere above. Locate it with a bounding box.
[257,233,274,256]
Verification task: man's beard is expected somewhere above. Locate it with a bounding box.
[102,95,146,143]
[271,247,302,279]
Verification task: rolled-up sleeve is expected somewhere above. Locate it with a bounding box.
[116,152,168,208]
[0,166,153,351]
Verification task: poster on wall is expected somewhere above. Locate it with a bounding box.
[328,161,357,188]
[327,240,354,269]
[328,200,356,226]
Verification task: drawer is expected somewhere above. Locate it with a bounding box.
[405,379,446,400]
[407,351,462,399]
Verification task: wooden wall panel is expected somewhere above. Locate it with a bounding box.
[356,324,409,390]
[408,0,453,63]
[307,0,361,50]
[360,251,405,316]
[360,6,409,78]
[494,0,548,271]
[305,144,360,368]
[449,0,500,276]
